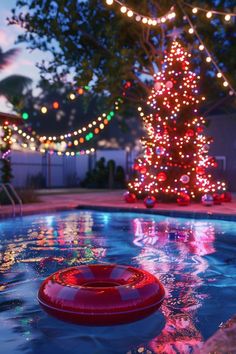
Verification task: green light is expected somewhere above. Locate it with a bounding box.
[110,111,115,116]
[89,132,93,138]
[85,85,90,90]
[107,114,111,121]
[22,112,29,120]
[85,135,90,141]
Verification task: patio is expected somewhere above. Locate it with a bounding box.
[1,189,236,219]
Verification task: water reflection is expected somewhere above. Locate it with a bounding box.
[0,211,236,354]
[132,217,216,353]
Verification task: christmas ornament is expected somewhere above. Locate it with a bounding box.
[154,82,162,91]
[140,167,147,174]
[180,175,190,184]
[166,81,173,89]
[220,192,232,203]
[202,144,210,153]
[213,193,221,205]
[144,196,156,208]
[124,191,136,203]
[196,166,205,175]
[186,129,194,137]
[177,193,190,206]
[156,147,165,155]
[202,194,214,206]
[157,172,167,182]
[133,163,140,171]
[197,126,204,133]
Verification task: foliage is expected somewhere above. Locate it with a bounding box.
[0,159,13,183]
[81,157,126,188]
[9,0,236,113]
[0,46,32,110]
[26,172,46,189]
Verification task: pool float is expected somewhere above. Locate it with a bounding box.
[38,264,165,325]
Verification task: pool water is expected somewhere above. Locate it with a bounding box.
[0,210,236,354]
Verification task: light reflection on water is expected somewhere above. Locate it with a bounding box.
[0,210,236,354]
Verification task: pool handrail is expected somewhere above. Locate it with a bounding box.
[0,183,22,217]
[6,183,22,217]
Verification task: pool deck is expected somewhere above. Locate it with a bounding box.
[1,188,236,220]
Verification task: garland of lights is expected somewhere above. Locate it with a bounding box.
[21,86,90,120]
[10,125,96,156]
[183,1,236,21]
[15,98,123,151]
[178,1,236,96]
[10,97,124,155]
[105,0,176,26]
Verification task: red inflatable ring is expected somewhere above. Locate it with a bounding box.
[38,264,165,325]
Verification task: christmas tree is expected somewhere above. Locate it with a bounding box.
[128,41,226,203]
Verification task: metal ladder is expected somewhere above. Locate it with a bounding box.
[0,183,23,217]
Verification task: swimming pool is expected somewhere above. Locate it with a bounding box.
[0,209,236,353]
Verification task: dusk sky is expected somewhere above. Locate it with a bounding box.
[0,0,51,113]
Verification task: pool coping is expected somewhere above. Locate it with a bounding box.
[1,202,236,222]
[76,204,236,221]
[1,190,236,221]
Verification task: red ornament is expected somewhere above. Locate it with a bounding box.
[213,193,221,205]
[220,192,232,203]
[196,166,205,175]
[154,82,162,91]
[140,167,147,174]
[165,81,173,89]
[133,163,140,171]
[157,172,167,182]
[144,196,156,208]
[197,126,204,133]
[124,192,136,203]
[186,129,194,137]
[177,194,190,206]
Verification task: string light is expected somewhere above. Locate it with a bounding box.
[224,14,231,21]
[184,2,236,18]
[206,11,212,19]
[69,93,76,100]
[52,101,59,109]
[22,112,29,120]
[105,0,176,27]
[41,106,47,114]
[12,98,123,155]
[178,1,236,96]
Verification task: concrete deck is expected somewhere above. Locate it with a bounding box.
[1,189,236,219]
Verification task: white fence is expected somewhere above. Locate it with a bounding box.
[11,149,139,188]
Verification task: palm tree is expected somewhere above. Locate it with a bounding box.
[0,47,32,110]
[0,47,32,185]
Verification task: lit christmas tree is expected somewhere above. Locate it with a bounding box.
[128,41,226,204]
